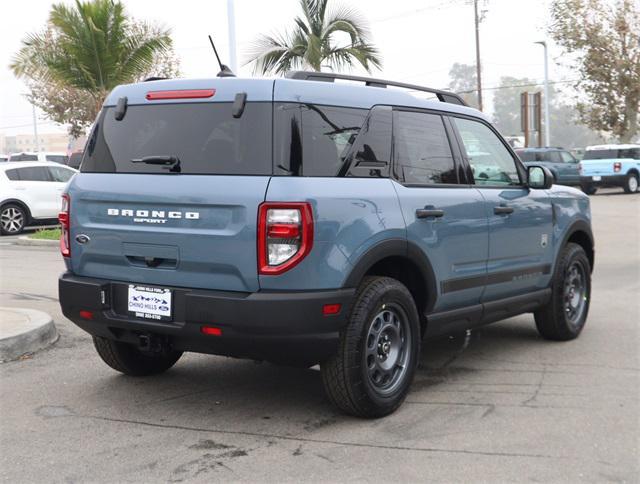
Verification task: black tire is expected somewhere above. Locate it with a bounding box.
[534,243,591,341]
[321,276,420,418]
[93,336,182,376]
[581,184,597,195]
[623,172,639,194]
[0,204,27,235]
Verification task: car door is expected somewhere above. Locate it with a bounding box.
[557,151,580,184]
[449,116,553,301]
[391,109,488,313]
[10,166,55,218]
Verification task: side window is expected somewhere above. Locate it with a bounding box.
[560,151,575,163]
[49,166,75,182]
[5,169,20,181]
[344,106,392,178]
[547,151,563,163]
[300,104,367,176]
[15,166,51,182]
[452,117,521,186]
[393,111,457,184]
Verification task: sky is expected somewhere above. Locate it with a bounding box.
[0,0,567,137]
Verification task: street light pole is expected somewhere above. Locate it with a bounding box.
[227,0,238,73]
[474,0,483,111]
[535,41,550,146]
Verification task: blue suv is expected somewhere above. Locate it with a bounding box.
[58,72,594,417]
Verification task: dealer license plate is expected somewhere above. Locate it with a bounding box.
[127,285,172,321]
[592,175,602,181]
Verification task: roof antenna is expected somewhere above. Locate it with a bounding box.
[209,35,236,78]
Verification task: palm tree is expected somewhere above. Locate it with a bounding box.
[246,0,381,75]
[11,0,172,115]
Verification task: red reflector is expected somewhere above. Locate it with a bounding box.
[323,304,341,316]
[79,310,93,320]
[267,223,300,239]
[201,326,222,336]
[146,89,216,100]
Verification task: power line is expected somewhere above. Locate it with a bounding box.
[0,121,59,130]
[455,78,580,94]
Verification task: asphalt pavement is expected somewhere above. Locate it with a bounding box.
[0,189,638,483]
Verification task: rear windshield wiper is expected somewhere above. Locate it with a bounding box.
[131,155,181,173]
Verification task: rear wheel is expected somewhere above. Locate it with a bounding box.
[534,243,591,341]
[0,204,27,235]
[623,172,639,194]
[93,336,182,376]
[321,276,420,418]
[581,184,597,195]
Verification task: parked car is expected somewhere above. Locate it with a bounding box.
[58,72,594,418]
[579,144,640,194]
[515,147,581,186]
[0,161,77,235]
[8,151,69,164]
[0,154,8,162]
[66,151,83,169]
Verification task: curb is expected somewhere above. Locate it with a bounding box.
[15,236,59,247]
[0,307,58,362]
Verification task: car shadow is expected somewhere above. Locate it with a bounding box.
[73,317,545,430]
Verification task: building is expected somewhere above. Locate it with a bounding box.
[0,132,71,154]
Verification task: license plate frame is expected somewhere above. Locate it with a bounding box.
[592,175,602,181]
[127,285,173,321]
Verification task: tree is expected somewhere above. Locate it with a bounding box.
[549,0,640,143]
[447,63,479,109]
[246,0,381,75]
[492,76,538,136]
[10,0,179,137]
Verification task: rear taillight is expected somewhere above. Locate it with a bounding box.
[258,202,313,275]
[613,162,622,173]
[59,194,70,257]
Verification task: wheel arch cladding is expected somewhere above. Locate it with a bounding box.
[564,222,594,273]
[342,239,438,317]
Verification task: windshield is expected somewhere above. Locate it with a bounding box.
[81,102,272,175]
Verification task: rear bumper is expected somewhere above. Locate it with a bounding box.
[580,175,625,187]
[59,273,354,364]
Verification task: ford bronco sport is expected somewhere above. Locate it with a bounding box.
[58,72,594,418]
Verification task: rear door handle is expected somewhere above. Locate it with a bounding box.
[416,208,445,219]
[494,206,514,215]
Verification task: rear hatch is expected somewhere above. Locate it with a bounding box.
[66,82,273,292]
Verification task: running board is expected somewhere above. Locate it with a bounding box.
[424,288,551,339]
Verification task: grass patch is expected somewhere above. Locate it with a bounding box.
[29,228,61,240]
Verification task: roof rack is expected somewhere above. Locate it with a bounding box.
[286,71,467,107]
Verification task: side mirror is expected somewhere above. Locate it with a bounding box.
[527,165,554,189]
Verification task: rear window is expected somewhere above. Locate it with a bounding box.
[81,102,272,175]
[584,148,640,160]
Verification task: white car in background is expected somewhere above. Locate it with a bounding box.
[0,161,77,235]
[0,154,8,162]
[8,151,69,164]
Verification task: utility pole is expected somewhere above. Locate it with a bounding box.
[535,41,550,146]
[227,0,238,73]
[474,0,483,111]
[32,104,40,152]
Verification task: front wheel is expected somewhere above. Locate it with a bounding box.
[623,172,639,194]
[321,276,420,418]
[93,336,182,376]
[534,243,591,341]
